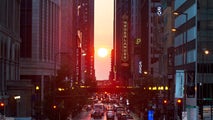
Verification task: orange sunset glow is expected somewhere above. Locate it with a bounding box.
[95,0,114,80]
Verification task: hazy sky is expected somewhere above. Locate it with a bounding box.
[94,0,114,80]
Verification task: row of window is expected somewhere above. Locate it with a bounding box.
[0,0,20,35]
[174,2,196,67]
[0,34,20,81]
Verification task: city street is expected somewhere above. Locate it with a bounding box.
[2,0,213,119]
[68,109,140,120]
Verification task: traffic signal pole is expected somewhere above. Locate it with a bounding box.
[0,102,5,116]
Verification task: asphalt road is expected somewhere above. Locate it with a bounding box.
[69,109,140,120]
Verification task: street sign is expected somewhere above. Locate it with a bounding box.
[203,106,213,120]
[148,110,154,120]
[203,98,213,101]
[182,111,187,120]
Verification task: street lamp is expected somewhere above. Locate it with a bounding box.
[171,28,177,32]
[204,49,209,55]
[173,11,188,119]
[200,49,210,119]
[14,95,21,116]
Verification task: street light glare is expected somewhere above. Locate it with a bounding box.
[143,71,148,75]
[171,28,177,32]
[173,12,180,16]
[204,50,209,55]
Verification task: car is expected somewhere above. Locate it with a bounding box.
[91,110,102,119]
[93,103,105,116]
[91,103,105,119]
[126,114,134,120]
[118,112,128,120]
[118,114,134,120]
[107,104,114,111]
[106,110,115,120]
[115,106,125,118]
[86,105,92,111]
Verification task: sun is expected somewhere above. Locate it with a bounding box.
[97,48,108,58]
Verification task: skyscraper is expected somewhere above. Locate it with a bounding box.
[113,0,149,87]
[114,0,131,86]
[172,0,213,119]
[20,0,60,118]
[73,0,95,85]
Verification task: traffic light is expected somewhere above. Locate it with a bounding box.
[177,99,182,105]
[163,99,168,104]
[0,102,5,115]
[176,99,183,118]
[0,102,4,107]
[53,105,57,109]
[162,99,168,114]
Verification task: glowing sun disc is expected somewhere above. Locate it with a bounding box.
[98,48,108,58]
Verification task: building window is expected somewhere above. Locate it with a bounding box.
[20,0,32,58]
